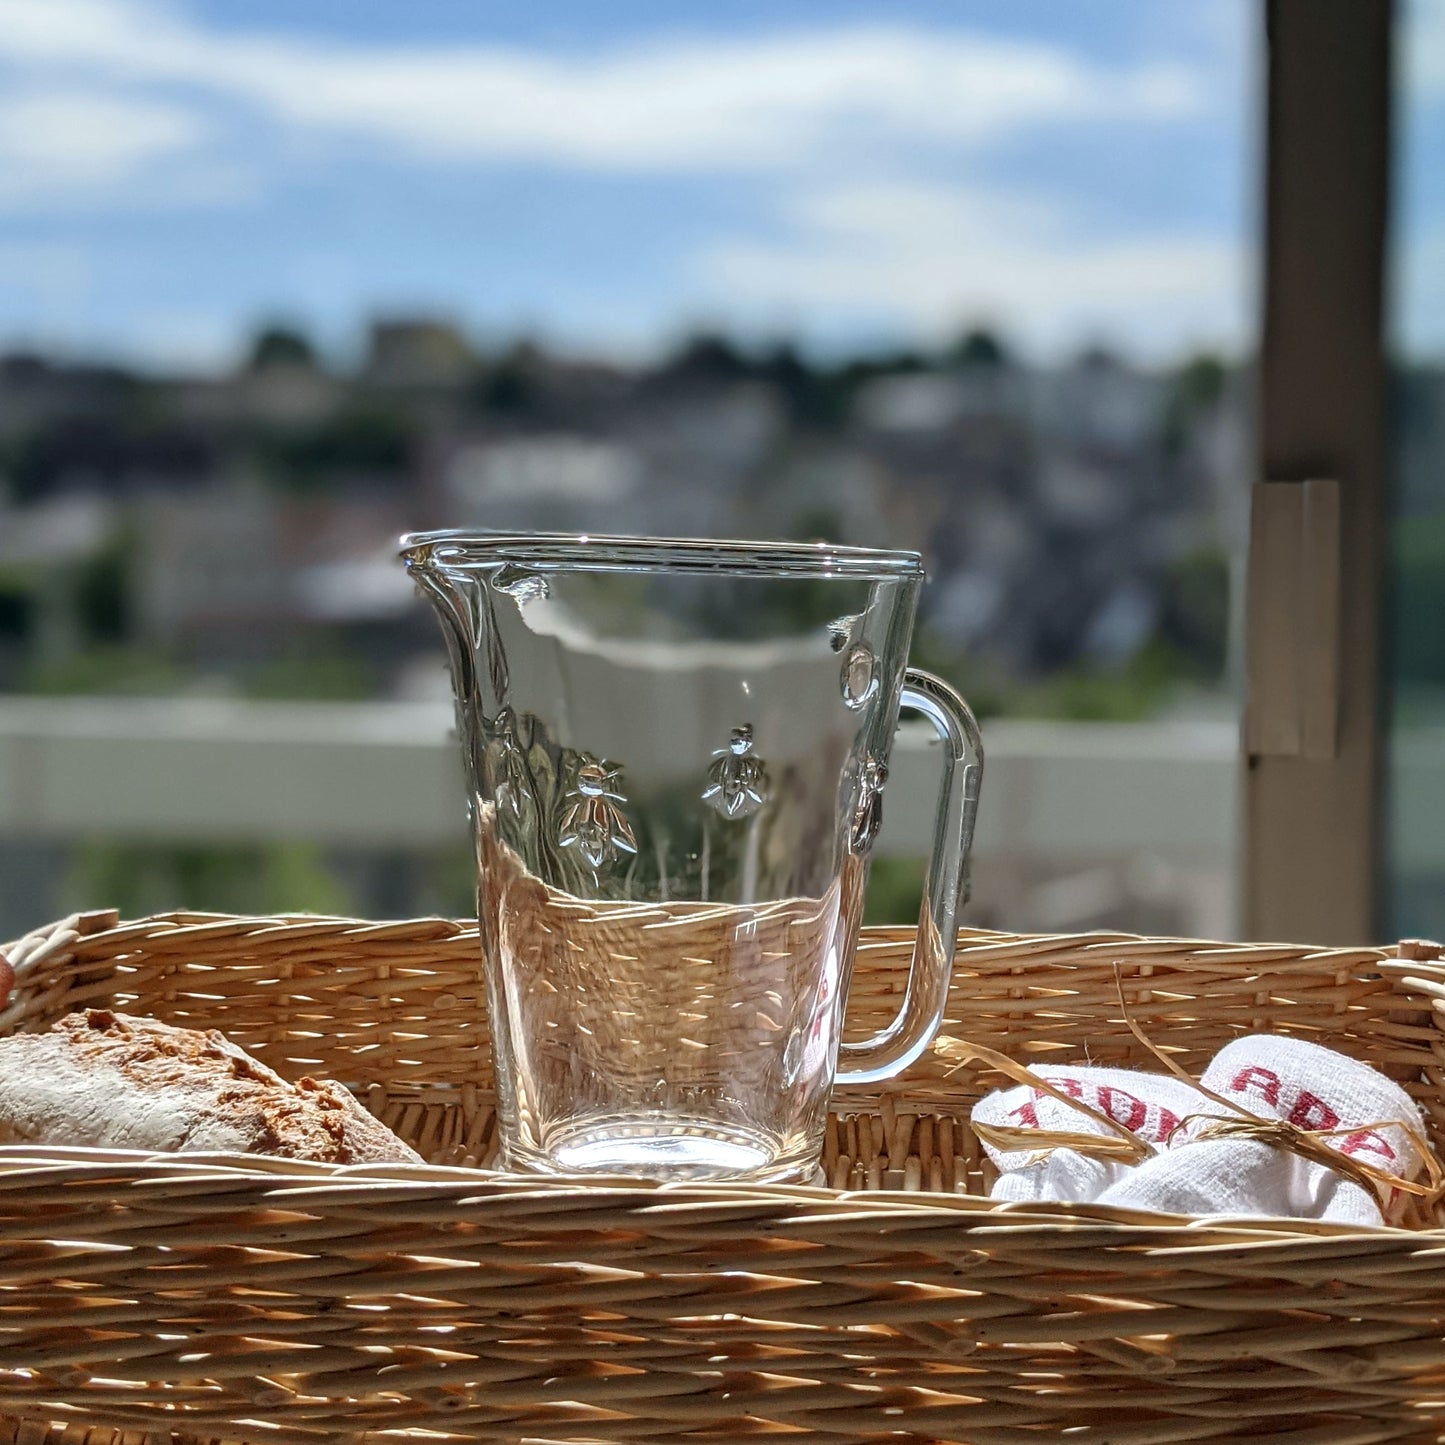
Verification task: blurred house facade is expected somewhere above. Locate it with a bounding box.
[0,321,1260,935]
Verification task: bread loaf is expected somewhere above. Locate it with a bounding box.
[0,1008,420,1164]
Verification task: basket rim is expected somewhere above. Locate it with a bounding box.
[2,908,1437,1244]
[0,1141,1430,1241]
[9,906,1408,959]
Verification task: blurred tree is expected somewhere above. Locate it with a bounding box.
[0,580,29,643]
[75,528,131,643]
[477,351,542,416]
[760,342,853,428]
[827,348,929,426]
[1076,343,1126,371]
[838,347,928,384]
[762,341,809,397]
[947,327,1010,369]
[20,644,185,695]
[248,325,318,371]
[1161,353,1228,457]
[67,841,351,919]
[664,332,751,383]
[787,506,842,543]
[909,626,1203,723]
[244,645,375,701]
[8,416,213,502]
[1173,353,1227,409]
[262,405,417,489]
[862,856,925,926]
[408,845,476,919]
[1158,547,1230,679]
[907,627,1011,720]
[1024,641,1180,721]
[1392,515,1445,688]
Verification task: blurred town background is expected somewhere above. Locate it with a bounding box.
[1,0,1441,941]
[0,318,1248,934]
[0,321,1247,703]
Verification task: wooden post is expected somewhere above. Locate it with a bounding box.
[1246,0,1393,942]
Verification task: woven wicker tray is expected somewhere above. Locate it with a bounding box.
[2,909,1445,1444]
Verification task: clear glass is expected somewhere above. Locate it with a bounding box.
[402,531,983,1182]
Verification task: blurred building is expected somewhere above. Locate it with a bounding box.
[0,329,1247,701]
[363,320,475,390]
[133,484,293,655]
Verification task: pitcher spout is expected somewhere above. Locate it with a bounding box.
[403,540,477,696]
[401,532,523,717]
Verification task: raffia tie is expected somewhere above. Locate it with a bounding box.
[938,967,1444,1212]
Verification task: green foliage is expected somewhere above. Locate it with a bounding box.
[786,508,843,544]
[947,328,1009,369]
[1161,352,1227,457]
[409,845,477,919]
[242,646,375,701]
[910,548,1231,722]
[259,405,417,489]
[6,414,209,503]
[0,583,29,641]
[1392,514,1445,687]
[1173,354,1227,410]
[1017,641,1184,721]
[911,631,1197,723]
[654,332,937,430]
[18,639,375,701]
[75,528,132,644]
[906,629,1013,720]
[863,856,925,927]
[761,343,850,429]
[475,358,540,415]
[19,645,187,696]
[1157,547,1230,681]
[66,841,351,919]
[666,333,751,383]
[248,325,317,371]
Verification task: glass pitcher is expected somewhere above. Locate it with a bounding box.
[402,532,982,1183]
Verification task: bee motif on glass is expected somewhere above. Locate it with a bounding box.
[702,724,770,820]
[559,756,638,869]
[849,753,888,853]
[491,708,533,820]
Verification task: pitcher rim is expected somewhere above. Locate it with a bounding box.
[399,530,924,580]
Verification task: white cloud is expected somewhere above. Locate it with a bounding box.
[0,0,1243,360]
[0,0,1203,172]
[700,183,1246,358]
[0,89,205,195]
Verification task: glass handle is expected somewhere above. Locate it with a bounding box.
[835,668,983,1086]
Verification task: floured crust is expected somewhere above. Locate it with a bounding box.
[0,1008,421,1165]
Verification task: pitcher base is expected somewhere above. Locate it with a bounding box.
[514,1116,819,1183]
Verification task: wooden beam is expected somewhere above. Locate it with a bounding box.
[1245,479,1342,761]
[1246,0,1393,942]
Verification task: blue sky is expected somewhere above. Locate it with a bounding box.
[5,0,1431,372]
[1397,0,1445,362]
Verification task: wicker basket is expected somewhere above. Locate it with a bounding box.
[3,909,1445,1444]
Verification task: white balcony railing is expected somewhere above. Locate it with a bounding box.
[45,696,1445,944]
[0,696,1241,859]
[5,696,1443,942]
